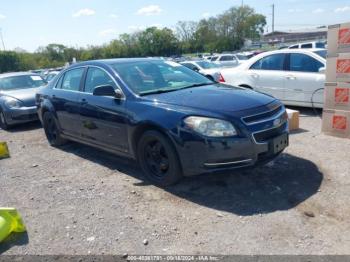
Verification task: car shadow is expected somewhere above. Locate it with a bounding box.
[0,231,29,254]
[59,143,323,216]
[2,121,42,133]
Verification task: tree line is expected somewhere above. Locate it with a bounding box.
[0,5,266,73]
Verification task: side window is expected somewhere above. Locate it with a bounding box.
[220,56,233,61]
[289,45,299,49]
[61,68,85,91]
[250,54,285,71]
[211,56,218,61]
[289,53,324,73]
[301,43,312,49]
[84,67,115,93]
[55,74,64,89]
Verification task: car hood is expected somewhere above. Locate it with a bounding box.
[143,84,275,113]
[0,87,39,107]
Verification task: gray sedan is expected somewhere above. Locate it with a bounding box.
[0,72,46,129]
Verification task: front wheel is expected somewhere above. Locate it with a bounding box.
[137,130,183,186]
[43,112,67,146]
[0,110,9,130]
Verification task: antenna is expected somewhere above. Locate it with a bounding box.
[0,28,5,51]
[272,4,275,33]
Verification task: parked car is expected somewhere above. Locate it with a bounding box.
[45,71,60,82]
[0,72,47,129]
[37,58,289,186]
[288,41,325,49]
[220,49,326,108]
[180,60,223,82]
[210,54,240,67]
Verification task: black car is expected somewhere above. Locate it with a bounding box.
[36,58,289,186]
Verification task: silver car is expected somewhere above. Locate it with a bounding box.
[0,72,46,129]
[180,60,222,82]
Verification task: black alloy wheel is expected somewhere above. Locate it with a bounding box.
[138,130,182,186]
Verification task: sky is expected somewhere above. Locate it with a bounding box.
[0,0,350,52]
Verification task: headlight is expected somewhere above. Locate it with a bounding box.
[184,116,237,137]
[4,97,22,109]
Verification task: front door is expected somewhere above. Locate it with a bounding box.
[78,67,129,153]
[284,53,325,106]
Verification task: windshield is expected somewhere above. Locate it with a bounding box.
[0,75,46,91]
[313,50,327,59]
[112,60,213,95]
[196,61,220,69]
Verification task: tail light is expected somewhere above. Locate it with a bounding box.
[218,73,225,83]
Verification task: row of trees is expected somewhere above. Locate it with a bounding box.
[0,5,266,73]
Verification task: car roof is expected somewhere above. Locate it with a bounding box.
[72,57,163,68]
[0,72,40,79]
[259,48,326,55]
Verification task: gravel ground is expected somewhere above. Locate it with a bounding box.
[0,108,350,255]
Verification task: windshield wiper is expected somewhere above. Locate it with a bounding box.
[139,82,213,96]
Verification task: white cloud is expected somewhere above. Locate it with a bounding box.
[99,29,118,37]
[334,6,350,13]
[202,12,211,19]
[312,8,324,14]
[73,8,95,18]
[109,14,118,19]
[136,5,162,16]
[287,8,303,13]
[0,14,6,19]
[128,25,146,31]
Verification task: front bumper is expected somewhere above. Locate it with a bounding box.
[174,113,289,176]
[3,106,38,125]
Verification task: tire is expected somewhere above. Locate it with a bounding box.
[42,112,67,146]
[137,130,183,186]
[0,109,9,130]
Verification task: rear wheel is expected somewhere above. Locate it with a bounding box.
[137,130,182,186]
[0,110,9,130]
[43,112,67,146]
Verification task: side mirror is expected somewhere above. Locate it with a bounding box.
[193,67,200,72]
[318,67,326,74]
[93,85,123,99]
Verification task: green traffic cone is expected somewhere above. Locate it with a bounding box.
[0,208,26,242]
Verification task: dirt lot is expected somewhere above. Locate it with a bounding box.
[0,108,350,255]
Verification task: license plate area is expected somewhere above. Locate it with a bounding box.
[272,133,289,154]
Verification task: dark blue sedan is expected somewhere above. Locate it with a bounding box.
[36,58,289,186]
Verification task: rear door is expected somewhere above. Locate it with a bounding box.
[78,66,129,153]
[248,53,287,100]
[284,53,325,106]
[52,67,85,137]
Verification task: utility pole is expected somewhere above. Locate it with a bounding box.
[0,28,5,51]
[272,4,275,33]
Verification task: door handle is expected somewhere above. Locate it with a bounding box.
[81,98,88,105]
[249,73,259,78]
[286,75,296,80]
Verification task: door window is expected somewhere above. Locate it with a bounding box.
[220,56,233,61]
[250,54,285,71]
[301,43,313,49]
[84,67,115,93]
[61,68,85,91]
[289,53,324,73]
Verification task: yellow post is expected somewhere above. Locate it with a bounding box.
[0,142,10,159]
[0,208,26,242]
